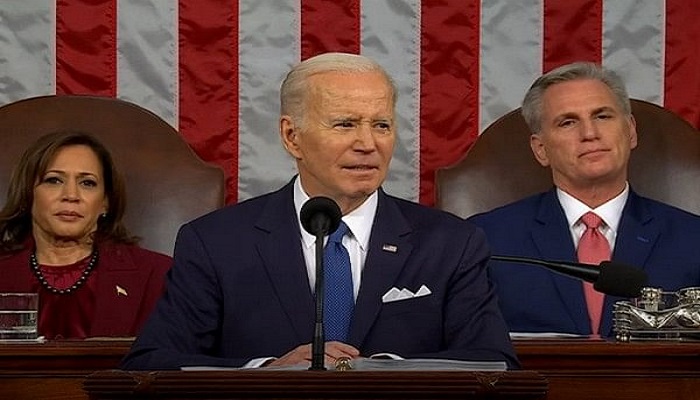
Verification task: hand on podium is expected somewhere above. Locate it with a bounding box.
[266,342,360,369]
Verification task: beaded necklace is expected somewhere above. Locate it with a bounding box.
[29,250,99,295]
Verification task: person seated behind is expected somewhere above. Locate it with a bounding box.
[120,52,518,370]
[468,62,700,337]
[0,131,172,339]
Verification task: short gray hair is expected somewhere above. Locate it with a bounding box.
[521,61,631,133]
[280,52,397,128]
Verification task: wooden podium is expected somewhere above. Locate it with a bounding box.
[0,340,129,400]
[83,369,547,399]
[2,339,700,399]
[516,339,700,400]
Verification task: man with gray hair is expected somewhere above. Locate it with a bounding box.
[470,62,700,337]
[122,52,518,370]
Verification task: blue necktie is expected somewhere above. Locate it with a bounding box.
[323,221,354,342]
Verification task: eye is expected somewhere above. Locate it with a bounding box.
[596,113,613,120]
[80,179,98,188]
[559,119,575,128]
[334,120,356,129]
[42,176,62,185]
[374,122,392,131]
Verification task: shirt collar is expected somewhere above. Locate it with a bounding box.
[294,177,378,251]
[557,183,629,231]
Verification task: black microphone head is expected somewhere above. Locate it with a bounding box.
[594,261,648,297]
[300,196,342,236]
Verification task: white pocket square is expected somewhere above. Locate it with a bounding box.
[381,285,432,303]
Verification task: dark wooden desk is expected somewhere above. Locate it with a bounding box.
[0,339,131,400]
[516,339,700,400]
[1,339,699,399]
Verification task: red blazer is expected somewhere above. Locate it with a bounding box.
[0,242,172,337]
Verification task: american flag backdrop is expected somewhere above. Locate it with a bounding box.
[1,1,699,206]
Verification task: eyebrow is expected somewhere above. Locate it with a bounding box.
[590,106,617,114]
[553,106,617,121]
[44,169,100,178]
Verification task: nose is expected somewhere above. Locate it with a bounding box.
[580,118,600,140]
[353,123,378,151]
[61,181,80,201]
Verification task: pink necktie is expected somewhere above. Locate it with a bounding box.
[577,212,610,335]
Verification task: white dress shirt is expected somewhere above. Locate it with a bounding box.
[294,177,378,300]
[557,183,629,252]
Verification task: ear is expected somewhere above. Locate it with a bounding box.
[530,133,550,167]
[627,114,638,150]
[280,115,302,159]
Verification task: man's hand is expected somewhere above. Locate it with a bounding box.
[267,342,360,367]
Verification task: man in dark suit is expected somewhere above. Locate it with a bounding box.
[469,62,700,337]
[121,52,517,370]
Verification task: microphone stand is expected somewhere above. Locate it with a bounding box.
[309,232,326,370]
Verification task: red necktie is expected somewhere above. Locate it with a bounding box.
[577,212,610,335]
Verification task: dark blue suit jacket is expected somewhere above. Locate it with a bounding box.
[121,181,517,369]
[468,188,700,336]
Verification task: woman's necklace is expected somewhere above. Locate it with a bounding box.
[29,249,99,295]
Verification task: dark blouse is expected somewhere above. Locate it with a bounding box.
[33,256,98,339]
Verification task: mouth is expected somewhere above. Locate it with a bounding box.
[342,164,378,171]
[579,149,609,158]
[55,211,83,220]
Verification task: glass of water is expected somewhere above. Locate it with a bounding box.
[0,293,38,340]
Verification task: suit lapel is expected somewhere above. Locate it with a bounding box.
[612,192,658,274]
[600,191,658,335]
[255,183,315,343]
[91,245,152,336]
[349,191,412,347]
[531,190,591,333]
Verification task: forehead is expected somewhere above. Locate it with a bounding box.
[307,71,393,109]
[46,145,102,171]
[541,79,619,114]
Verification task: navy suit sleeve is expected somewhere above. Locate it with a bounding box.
[120,223,248,370]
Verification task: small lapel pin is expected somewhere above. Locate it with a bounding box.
[382,244,398,253]
[116,285,128,296]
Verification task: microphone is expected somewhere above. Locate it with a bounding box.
[300,196,342,370]
[300,196,342,237]
[490,255,648,298]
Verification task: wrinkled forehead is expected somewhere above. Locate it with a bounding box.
[307,71,394,102]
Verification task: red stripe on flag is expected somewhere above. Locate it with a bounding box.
[300,0,361,58]
[420,1,481,206]
[543,0,602,71]
[664,0,700,128]
[179,0,239,204]
[55,0,117,96]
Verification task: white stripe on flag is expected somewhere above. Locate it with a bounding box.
[117,0,179,128]
[0,1,55,104]
[602,0,665,105]
[238,0,299,201]
[480,0,542,133]
[362,0,421,202]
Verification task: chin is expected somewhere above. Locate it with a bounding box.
[51,230,89,242]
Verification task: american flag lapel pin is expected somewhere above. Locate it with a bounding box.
[382,244,398,253]
[116,285,128,297]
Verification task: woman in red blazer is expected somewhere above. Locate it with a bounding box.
[0,131,171,339]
